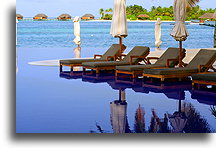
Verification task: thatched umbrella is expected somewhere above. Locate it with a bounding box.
[73,16,81,46]
[110,0,128,53]
[57,13,72,20]
[16,14,23,20]
[170,0,199,67]
[33,13,48,20]
[155,18,162,48]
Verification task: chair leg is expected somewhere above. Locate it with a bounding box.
[115,71,118,77]
[70,66,73,72]
[161,77,165,82]
[96,69,100,74]
[60,64,63,72]
[132,72,137,79]
[83,68,86,74]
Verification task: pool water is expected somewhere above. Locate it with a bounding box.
[16,21,215,133]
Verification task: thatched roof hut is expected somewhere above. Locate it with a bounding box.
[81,14,94,20]
[199,12,215,23]
[199,13,215,20]
[212,11,216,19]
[16,14,23,20]
[33,13,48,20]
[137,14,149,20]
[57,13,72,20]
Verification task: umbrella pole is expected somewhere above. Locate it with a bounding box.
[179,41,183,67]
[119,37,123,54]
[178,98,182,112]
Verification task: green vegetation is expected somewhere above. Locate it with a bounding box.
[99,8,113,20]
[99,5,216,21]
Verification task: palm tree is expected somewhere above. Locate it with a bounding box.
[210,106,216,118]
[99,8,104,19]
[182,102,211,133]
[134,104,146,133]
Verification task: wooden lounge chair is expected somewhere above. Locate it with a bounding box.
[115,47,186,78]
[192,72,216,86]
[82,46,150,74]
[59,44,126,72]
[143,49,216,82]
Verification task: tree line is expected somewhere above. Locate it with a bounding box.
[99,5,216,21]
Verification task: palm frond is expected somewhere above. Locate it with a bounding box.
[210,106,216,118]
[186,0,200,8]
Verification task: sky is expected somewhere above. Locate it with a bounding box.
[16,0,216,17]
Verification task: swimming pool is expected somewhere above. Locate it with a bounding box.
[16,21,216,133]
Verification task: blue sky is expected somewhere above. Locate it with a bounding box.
[16,0,216,17]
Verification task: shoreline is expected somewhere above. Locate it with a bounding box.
[19,18,191,23]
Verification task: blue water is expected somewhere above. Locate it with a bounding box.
[16,21,215,133]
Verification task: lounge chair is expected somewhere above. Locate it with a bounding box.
[59,44,126,72]
[115,47,186,78]
[143,49,216,82]
[192,72,216,86]
[82,46,150,74]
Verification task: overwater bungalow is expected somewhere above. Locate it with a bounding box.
[33,13,48,20]
[57,13,72,21]
[81,14,95,20]
[16,14,23,20]
[199,12,215,23]
[137,14,149,20]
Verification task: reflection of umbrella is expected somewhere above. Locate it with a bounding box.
[110,90,130,133]
[155,18,162,48]
[170,0,188,67]
[73,16,81,46]
[110,101,127,133]
[110,0,128,53]
[169,94,188,133]
[169,111,187,133]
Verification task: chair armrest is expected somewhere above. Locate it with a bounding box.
[166,59,179,67]
[130,56,147,65]
[94,54,102,59]
[147,57,160,64]
[106,56,116,61]
[183,63,188,67]
[117,54,127,60]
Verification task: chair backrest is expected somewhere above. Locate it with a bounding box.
[122,46,150,64]
[187,49,216,69]
[155,47,186,67]
[100,44,126,60]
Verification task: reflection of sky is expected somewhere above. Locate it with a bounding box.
[16,47,215,133]
[16,0,216,17]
